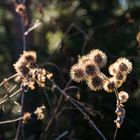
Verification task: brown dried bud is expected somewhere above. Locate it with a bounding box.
[15,4,26,17]
[23,112,31,123]
[118,91,129,103]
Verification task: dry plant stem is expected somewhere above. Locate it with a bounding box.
[3,85,18,100]
[0,88,22,105]
[100,71,121,140]
[65,79,73,88]
[0,74,18,87]
[114,88,120,104]
[64,86,78,91]
[15,12,26,140]
[45,95,63,132]
[61,23,88,55]
[62,20,117,41]
[51,79,108,140]
[99,72,120,140]
[64,88,100,117]
[43,88,51,112]
[21,18,26,51]
[113,127,118,140]
[54,130,69,140]
[41,94,63,139]
[41,85,77,138]
[24,20,42,35]
[113,88,120,140]
[0,117,23,125]
[15,88,25,140]
[55,106,66,118]
[70,99,107,140]
[8,85,17,93]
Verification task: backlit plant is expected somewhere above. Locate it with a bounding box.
[70,49,132,128]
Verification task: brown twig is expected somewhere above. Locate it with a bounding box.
[50,79,108,140]
[40,93,63,139]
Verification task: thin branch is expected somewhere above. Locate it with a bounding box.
[45,95,63,133]
[15,1,27,138]
[15,87,25,140]
[64,86,78,91]
[50,79,108,140]
[21,18,26,51]
[8,85,18,93]
[113,88,121,140]
[40,93,64,139]
[0,117,23,125]
[24,20,42,36]
[0,74,18,87]
[3,85,18,100]
[0,88,22,105]
[65,79,73,88]
[42,88,52,112]
[113,127,118,140]
[54,131,69,140]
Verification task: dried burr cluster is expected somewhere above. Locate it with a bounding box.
[13,51,48,90]
[23,105,45,123]
[70,49,133,128]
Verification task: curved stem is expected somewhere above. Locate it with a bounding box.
[50,79,108,140]
[0,117,23,125]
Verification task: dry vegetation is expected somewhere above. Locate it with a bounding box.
[0,0,140,140]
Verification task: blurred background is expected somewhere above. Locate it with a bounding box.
[0,0,140,140]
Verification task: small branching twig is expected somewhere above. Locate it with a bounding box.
[40,93,64,139]
[0,74,18,87]
[0,88,22,105]
[69,49,132,140]
[50,79,108,140]
[24,20,42,36]
[3,85,18,101]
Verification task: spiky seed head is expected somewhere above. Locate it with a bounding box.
[108,63,118,76]
[84,60,99,77]
[22,51,37,62]
[118,91,129,103]
[103,77,121,93]
[78,55,90,64]
[86,73,105,91]
[88,49,107,68]
[115,71,127,83]
[70,64,85,83]
[116,58,132,74]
